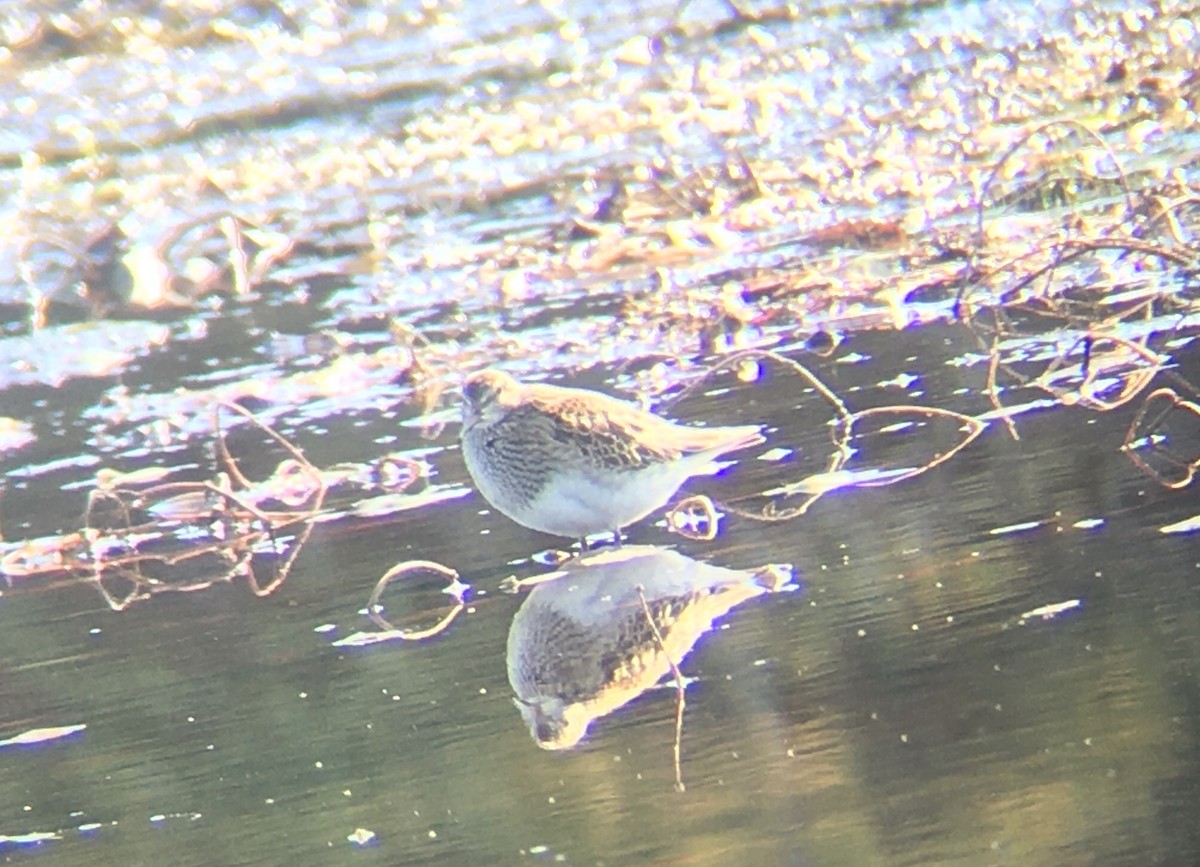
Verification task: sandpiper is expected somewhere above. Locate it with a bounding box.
[459,369,764,546]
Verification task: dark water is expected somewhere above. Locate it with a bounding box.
[4,328,1198,865]
[3,0,1200,864]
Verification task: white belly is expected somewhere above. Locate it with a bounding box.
[514,464,687,538]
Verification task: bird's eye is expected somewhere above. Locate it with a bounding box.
[463,379,484,404]
[535,719,560,743]
[463,372,503,407]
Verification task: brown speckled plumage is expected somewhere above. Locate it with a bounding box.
[460,369,764,542]
[506,545,796,749]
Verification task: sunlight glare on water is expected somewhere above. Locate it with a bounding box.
[1,0,1199,864]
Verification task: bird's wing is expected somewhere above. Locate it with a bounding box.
[531,392,682,467]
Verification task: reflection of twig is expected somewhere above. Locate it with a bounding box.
[1034,332,1164,411]
[663,347,849,421]
[960,128,1195,427]
[84,480,268,608]
[835,405,986,484]
[964,250,1180,420]
[1122,387,1200,489]
[677,348,854,523]
[215,400,323,499]
[635,584,686,793]
[985,331,1020,440]
[706,352,990,520]
[732,404,987,508]
[366,560,467,641]
[665,494,719,541]
[76,403,328,610]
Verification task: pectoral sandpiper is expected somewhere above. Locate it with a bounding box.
[459,369,763,546]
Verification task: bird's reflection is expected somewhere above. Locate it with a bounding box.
[506,545,795,750]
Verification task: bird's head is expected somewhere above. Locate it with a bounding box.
[461,368,521,429]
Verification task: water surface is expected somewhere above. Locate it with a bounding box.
[2,0,1198,864]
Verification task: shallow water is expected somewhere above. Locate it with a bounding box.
[4,327,1197,865]
[2,0,1199,864]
